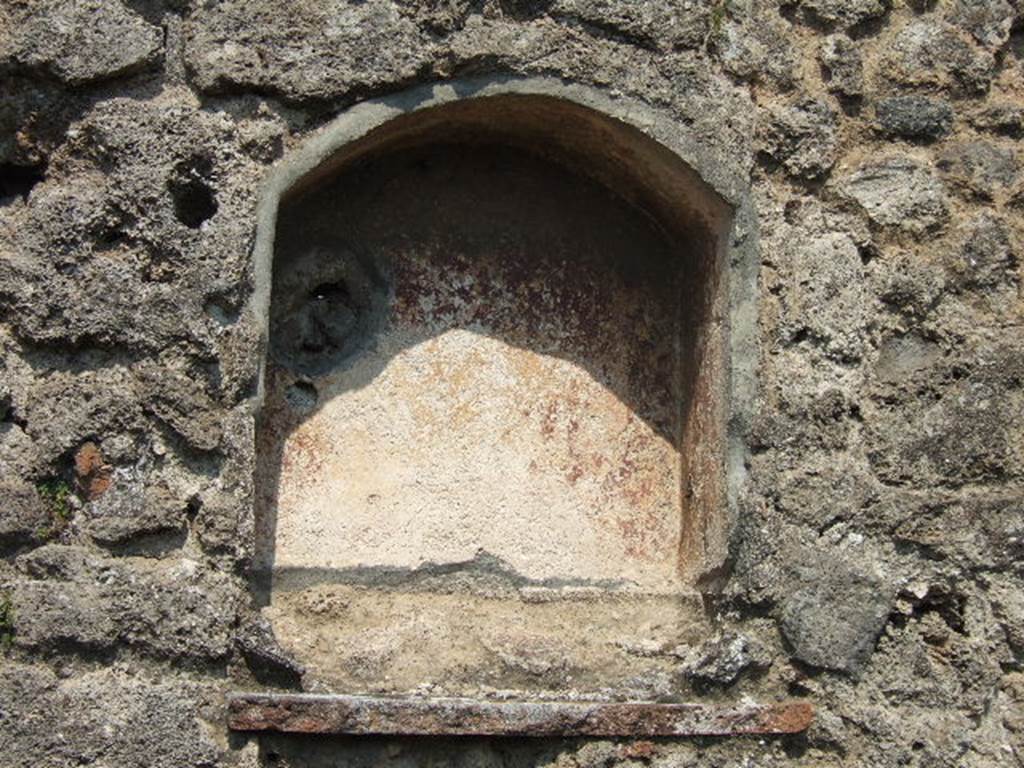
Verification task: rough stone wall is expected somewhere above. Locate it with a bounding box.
[0,1,1022,766]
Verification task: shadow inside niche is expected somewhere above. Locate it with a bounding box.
[252,138,717,604]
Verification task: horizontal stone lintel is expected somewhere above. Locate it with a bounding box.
[228,693,813,737]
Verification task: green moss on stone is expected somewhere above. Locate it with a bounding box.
[36,478,73,539]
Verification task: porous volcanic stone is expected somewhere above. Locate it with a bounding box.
[12,545,240,661]
[839,158,948,234]
[799,0,889,29]
[0,478,49,548]
[881,19,996,94]
[937,140,1018,200]
[183,0,434,102]
[819,34,864,98]
[758,98,839,180]
[0,663,225,768]
[681,631,771,687]
[0,0,163,85]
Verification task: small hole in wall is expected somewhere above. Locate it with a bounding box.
[185,494,203,519]
[0,161,46,203]
[857,242,879,265]
[169,154,218,228]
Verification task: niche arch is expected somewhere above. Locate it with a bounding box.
[249,76,759,694]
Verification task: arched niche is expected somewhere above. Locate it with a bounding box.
[249,77,758,695]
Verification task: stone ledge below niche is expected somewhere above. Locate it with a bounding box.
[228,693,813,737]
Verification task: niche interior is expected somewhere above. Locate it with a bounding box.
[254,90,734,695]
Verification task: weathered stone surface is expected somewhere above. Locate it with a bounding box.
[11,364,144,469]
[857,580,1007,730]
[889,492,1024,570]
[875,95,953,141]
[871,332,946,399]
[0,0,163,85]
[881,19,996,94]
[0,417,40,484]
[0,74,85,169]
[192,487,247,553]
[865,349,1024,488]
[819,34,863,98]
[838,158,948,235]
[680,631,771,687]
[758,98,839,180]
[937,140,1018,200]
[950,0,1016,49]
[0,97,261,360]
[750,384,860,455]
[551,0,711,51]
[0,663,225,768]
[780,557,894,674]
[989,576,1024,655]
[0,478,48,547]
[971,102,1024,138]
[393,0,476,35]
[798,0,889,29]
[872,250,947,320]
[142,366,226,453]
[774,451,878,531]
[183,0,435,102]
[715,3,797,90]
[947,213,1019,290]
[773,232,866,360]
[12,545,239,660]
[78,461,188,544]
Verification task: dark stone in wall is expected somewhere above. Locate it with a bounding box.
[948,213,1018,290]
[780,558,894,675]
[875,95,953,141]
[798,0,889,30]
